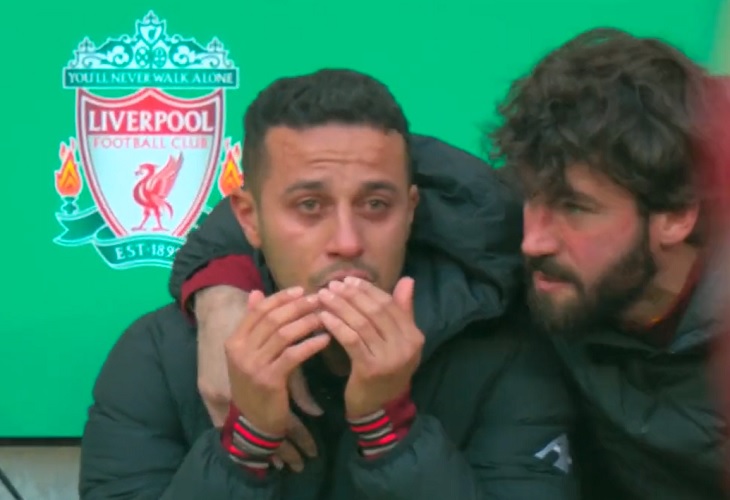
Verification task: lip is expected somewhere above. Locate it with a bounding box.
[532,271,572,293]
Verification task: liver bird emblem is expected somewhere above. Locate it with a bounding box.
[132,153,183,232]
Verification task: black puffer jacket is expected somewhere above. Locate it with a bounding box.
[555,263,728,500]
[79,136,578,499]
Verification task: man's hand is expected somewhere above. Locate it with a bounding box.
[195,284,323,471]
[195,286,249,427]
[317,277,424,418]
[195,286,324,427]
[225,287,331,436]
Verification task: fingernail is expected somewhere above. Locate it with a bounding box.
[329,280,344,291]
[292,463,304,473]
[318,288,334,300]
[344,276,360,286]
[305,295,318,303]
[287,286,304,296]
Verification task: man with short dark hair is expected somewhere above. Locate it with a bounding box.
[79,69,577,500]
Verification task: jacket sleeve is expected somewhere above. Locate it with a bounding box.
[169,197,254,303]
[79,308,284,500]
[348,331,579,500]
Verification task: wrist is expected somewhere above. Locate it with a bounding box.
[348,408,398,457]
[347,389,416,459]
[222,404,285,470]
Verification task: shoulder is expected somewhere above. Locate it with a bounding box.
[429,306,550,366]
[421,308,568,410]
[92,304,198,408]
[104,304,195,361]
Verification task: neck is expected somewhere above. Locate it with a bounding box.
[622,244,699,327]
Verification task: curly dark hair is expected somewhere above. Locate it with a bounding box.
[489,28,708,243]
[242,68,411,196]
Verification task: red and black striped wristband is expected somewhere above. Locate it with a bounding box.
[348,409,399,457]
[225,412,285,471]
[347,391,417,459]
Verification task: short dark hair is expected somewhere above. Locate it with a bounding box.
[241,68,411,195]
[489,28,708,243]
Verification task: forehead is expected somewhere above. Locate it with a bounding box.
[553,163,637,208]
[522,163,636,207]
[262,124,408,182]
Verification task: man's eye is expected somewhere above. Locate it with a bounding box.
[298,199,320,212]
[366,199,389,210]
[557,200,590,214]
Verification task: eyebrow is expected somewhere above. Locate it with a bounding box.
[283,180,399,196]
[284,180,326,195]
[360,180,399,195]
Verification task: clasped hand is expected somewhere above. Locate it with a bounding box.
[224,277,423,467]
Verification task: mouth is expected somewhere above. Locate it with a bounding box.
[532,271,572,293]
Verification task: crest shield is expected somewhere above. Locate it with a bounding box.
[76,87,222,238]
[55,11,240,270]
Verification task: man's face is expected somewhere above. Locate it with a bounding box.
[521,164,658,335]
[234,124,418,295]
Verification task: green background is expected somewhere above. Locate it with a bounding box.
[0,0,723,437]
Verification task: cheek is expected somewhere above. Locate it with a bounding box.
[561,228,628,281]
[259,212,322,283]
[263,209,312,242]
[363,217,409,267]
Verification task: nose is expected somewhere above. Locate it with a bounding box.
[521,202,560,257]
[326,208,364,259]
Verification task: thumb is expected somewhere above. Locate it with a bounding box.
[289,368,323,416]
[393,277,415,318]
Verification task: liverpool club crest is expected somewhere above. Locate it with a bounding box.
[54,11,244,269]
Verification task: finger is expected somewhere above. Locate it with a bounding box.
[289,369,323,416]
[319,285,383,349]
[247,289,266,308]
[388,277,423,349]
[339,277,402,344]
[272,334,331,378]
[319,310,372,359]
[233,287,305,345]
[248,294,322,349]
[344,277,418,350]
[257,311,324,363]
[288,412,317,458]
[272,455,285,470]
[392,277,415,319]
[275,440,304,472]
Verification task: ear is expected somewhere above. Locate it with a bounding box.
[229,188,262,248]
[407,185,419,225]
[651,203,700,248]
